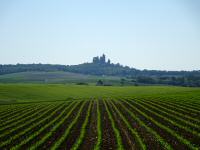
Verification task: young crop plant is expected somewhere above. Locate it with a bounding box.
[151,98,200,121]
[0,103,55,140]
[0,103,62,148]
[123,100,199,150]
[103,100,124,150]
[10,102,75,150]
[29,101,81,150]
[0,104,35,122]
[117,100,173,150]
[50,101,87,150]
[94,100,102,150]
[0,104,45,132]
[0,105,16,114]
[109,100,146,150]
[141,100,200,125]
[129,100,200,139]
[0,104,42,125]
[154,98,200,112]
[71,101,93,150]
[175,100,200,109]
[0,106,23,119]
[149,100,199,117]
[137,100,200,132]
[168,100,200,111]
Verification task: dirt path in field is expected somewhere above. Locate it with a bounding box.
[79,100,98,150]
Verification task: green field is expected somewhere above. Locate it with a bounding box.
[0,71,122,85]
[0,84,200,149]
[0,84,200,104]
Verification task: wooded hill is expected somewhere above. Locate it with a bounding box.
[0,54,200,86]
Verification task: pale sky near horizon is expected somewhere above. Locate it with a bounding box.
[0,0,200,71]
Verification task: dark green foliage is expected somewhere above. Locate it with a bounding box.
[120,78,126,86]
[76,82,89,85]
[133,76,200,87]
[0,64,67,75]
[96,80,104,86]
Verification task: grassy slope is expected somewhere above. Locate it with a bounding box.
[0,71,121,84]
[0,84,200,104]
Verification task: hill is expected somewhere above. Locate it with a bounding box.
[0,71,122,85]
[1,54,200,77]
[0,54,200,86]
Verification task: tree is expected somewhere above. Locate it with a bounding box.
[96,80,104,86]
[120,78,126,86]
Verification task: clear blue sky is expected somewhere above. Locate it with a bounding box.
[0,0,199,71]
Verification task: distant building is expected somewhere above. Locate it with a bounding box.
[92,54,111,64]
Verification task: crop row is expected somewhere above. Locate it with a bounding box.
[0,98,199,150]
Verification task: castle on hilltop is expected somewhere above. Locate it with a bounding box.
[92,54,111,64]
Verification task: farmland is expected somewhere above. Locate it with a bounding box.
[0,84,200,149]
